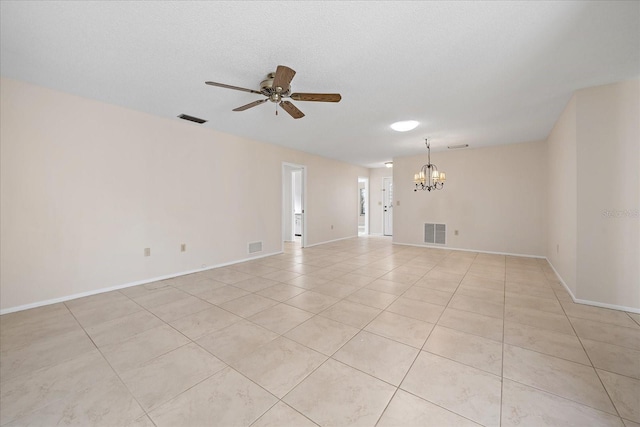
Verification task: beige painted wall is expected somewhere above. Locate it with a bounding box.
[546,95,578,295]
[575,79,639,309]
[369,167,393,235]
[546,78,639,310]
[393,141,547,256]
[0,78,367,311]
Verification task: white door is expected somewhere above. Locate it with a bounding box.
[383,177,393,236]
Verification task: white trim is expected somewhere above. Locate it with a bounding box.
[304,235,358,248]
[572,298,640,314]
[546,258,640,314]
[545,258,575,301]
[394,242,638,314]
[358,176,369,236]
[302,165,307,248]
[392,241,546,259]
[282,162,306,249]
[382,176,393,236]
[0,250,283,315]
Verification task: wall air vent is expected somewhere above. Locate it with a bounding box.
[447,144,469,149]
[178,114,207,124]
[424,223,446,245]
[248,241,263,254]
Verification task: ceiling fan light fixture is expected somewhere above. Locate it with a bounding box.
[390,120,419,132]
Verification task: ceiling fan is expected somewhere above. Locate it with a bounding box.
[205,65,341,119]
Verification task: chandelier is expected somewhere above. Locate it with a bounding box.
[414,139,446,192]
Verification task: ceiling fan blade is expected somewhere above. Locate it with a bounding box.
[205,81,262,94]
[280,101,305,119]
[272,65,296,92]
[290,93,342,103]
[232,99,268,111]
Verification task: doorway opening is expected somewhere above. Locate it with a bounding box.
[358,177,369,236]
[383,176,393,236]
[282,163,306,249]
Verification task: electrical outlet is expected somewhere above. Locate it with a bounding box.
[557,244,559,254]
[331,225,334,230]
[454,230,459,236]
[144,248,151,257]
[181,243,186,252]
[396,200,400,206]
[378,201,382,205]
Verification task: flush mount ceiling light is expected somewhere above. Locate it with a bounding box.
[390,120,419,132]
[414,138,446,192]
[384,162,393,168]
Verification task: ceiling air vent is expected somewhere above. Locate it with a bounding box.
[447,144,469,149]
[424,223,446,245]
[178,114,207,124]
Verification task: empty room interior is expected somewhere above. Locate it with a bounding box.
[1,2,639,427]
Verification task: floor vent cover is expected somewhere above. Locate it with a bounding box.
[424,223,446,245]
[248,241,263,254]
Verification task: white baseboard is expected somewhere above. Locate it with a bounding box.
[305,235,358,248]
[392,241,546,259]
[0,250,283,315]
[391,243,638,314]
[571,298,640,314]
[545,258,640,314]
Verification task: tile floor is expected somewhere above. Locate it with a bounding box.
[1,236,639,426]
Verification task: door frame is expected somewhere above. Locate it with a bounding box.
[282,162,307,249]
[358,177,369,236]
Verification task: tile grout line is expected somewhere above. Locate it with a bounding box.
[272,249,437,425]
[276,251,633,424]
[115,284,268,425]
[63,302,154,426]
[183,250,401,424]
[130,273,316,426]
[559,300,626,421]
[373,250,481,426]
[6,238,635,426]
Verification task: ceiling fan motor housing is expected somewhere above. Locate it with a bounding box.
[261,72,291,101]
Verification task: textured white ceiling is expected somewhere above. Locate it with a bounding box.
[1,1,638,167]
